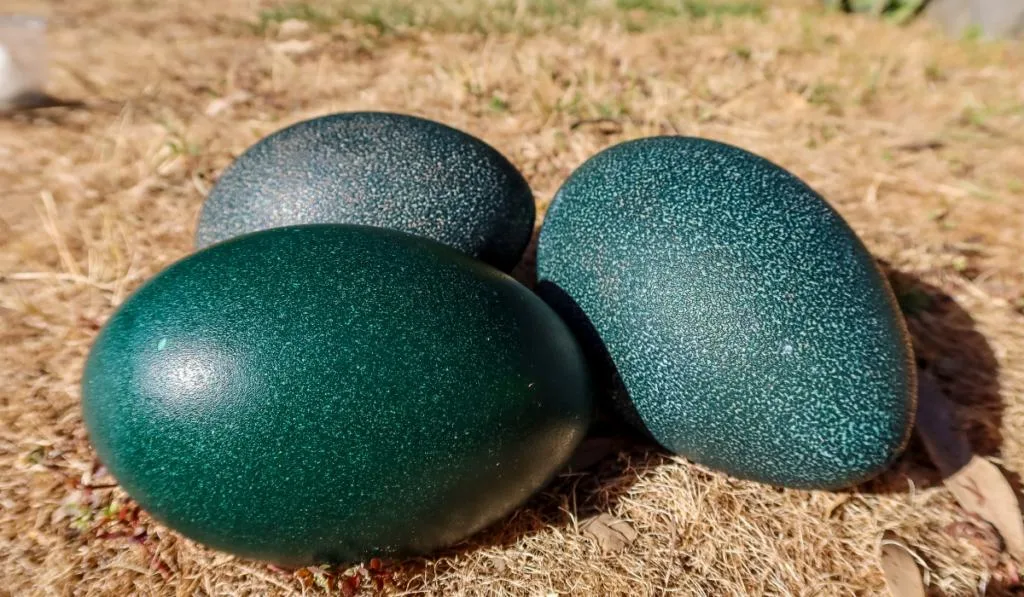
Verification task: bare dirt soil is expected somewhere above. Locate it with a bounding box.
[2,0,1022,594]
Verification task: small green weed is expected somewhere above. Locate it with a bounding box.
[489,95,509,112]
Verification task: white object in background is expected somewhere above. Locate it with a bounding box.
[927,0,1024,39]
[0,14,77,112]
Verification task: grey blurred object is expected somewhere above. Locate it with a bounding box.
[926,0,1024,39]
[0,14,80,113]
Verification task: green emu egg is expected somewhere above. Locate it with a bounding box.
[195,111,534,271]
[82,225,591,565]
[537,137,915,489]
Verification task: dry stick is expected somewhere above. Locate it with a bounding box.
[37,191,82,279]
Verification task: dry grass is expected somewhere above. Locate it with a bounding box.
[2,0,1023,594]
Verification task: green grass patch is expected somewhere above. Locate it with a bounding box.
[615,0,764,24]
[253,0,766,36]
[256,3,339,33]
[807,82,840,108]
[683,0,763,18]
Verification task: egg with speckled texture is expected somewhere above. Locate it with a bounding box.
[537,136,916,490]
[195,111,535,272]
[82,225,592,566]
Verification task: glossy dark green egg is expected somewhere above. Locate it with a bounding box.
[195,112,534,271]
[537,136,915,489]
[82,225,591,565]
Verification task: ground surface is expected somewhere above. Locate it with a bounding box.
[1,0,1023,595]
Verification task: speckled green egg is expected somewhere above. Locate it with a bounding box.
[195,112,534,271]
[82,225,591,566]
[537,136,915,490]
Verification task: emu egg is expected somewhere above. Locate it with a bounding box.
[195,111,535,271]
[82,225,591,565]
[537,137,915,489]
